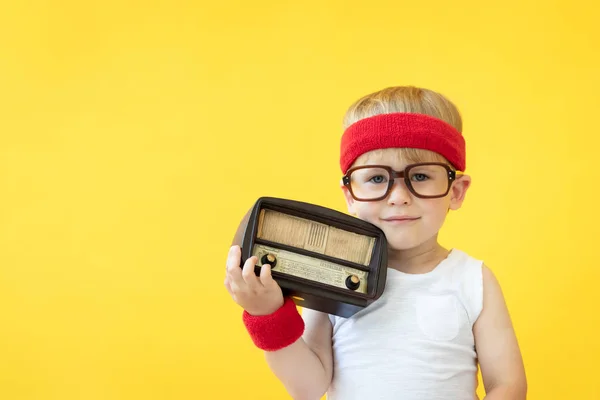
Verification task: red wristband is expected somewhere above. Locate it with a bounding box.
[242,297,305,351]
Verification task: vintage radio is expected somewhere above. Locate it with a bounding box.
[232,197,388,318]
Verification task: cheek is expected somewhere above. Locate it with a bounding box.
[421,199,450,221]
[353,203,380,223]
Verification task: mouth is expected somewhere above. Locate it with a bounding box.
[381,216,421,223]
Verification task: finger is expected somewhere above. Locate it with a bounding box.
[259,263,276,287]
[225,245,241,272]
[224,276,233,296]
[241,256,262,290]
[225,245,245,289]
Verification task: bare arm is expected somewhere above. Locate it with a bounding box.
[265,308,333,400]
[474,265,527,399]
[224,245,333,400]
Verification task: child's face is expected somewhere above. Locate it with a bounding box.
[340,148,471,251]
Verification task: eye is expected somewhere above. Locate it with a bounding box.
[411,173,429,182]
[368,175,387,184]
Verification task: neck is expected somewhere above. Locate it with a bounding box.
[387,237,450,274]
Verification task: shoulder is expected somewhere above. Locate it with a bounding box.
[481,263,501,297]
[476,263,509,324]
[471,261,517,338]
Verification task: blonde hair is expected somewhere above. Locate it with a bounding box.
[342,86,463,168]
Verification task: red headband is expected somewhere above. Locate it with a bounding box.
[340,113,466,173]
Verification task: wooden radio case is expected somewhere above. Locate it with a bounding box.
[232,197,388,318]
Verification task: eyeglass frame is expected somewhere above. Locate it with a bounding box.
[342,162,462,201]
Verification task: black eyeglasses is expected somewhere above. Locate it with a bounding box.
[342,162,460,201]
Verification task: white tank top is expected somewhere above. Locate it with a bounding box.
[327,248,483,400]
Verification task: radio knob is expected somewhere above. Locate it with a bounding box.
[260,253,277,268]
[345,275,360,290]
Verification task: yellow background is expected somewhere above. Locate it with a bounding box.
[1,1,598,399]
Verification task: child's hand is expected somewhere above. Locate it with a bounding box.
[224,245,284,316]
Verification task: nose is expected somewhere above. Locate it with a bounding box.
[387,178,412,205]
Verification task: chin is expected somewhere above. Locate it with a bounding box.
[384,235,423,251]
[387,241,421,251]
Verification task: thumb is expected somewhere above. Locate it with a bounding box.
[259,263,276,287]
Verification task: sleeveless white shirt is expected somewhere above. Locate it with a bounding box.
[326,248,483,400]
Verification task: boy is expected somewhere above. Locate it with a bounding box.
[225,86,527,399]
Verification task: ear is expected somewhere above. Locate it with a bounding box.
[340,179,357,215]
[449,174,471,211]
